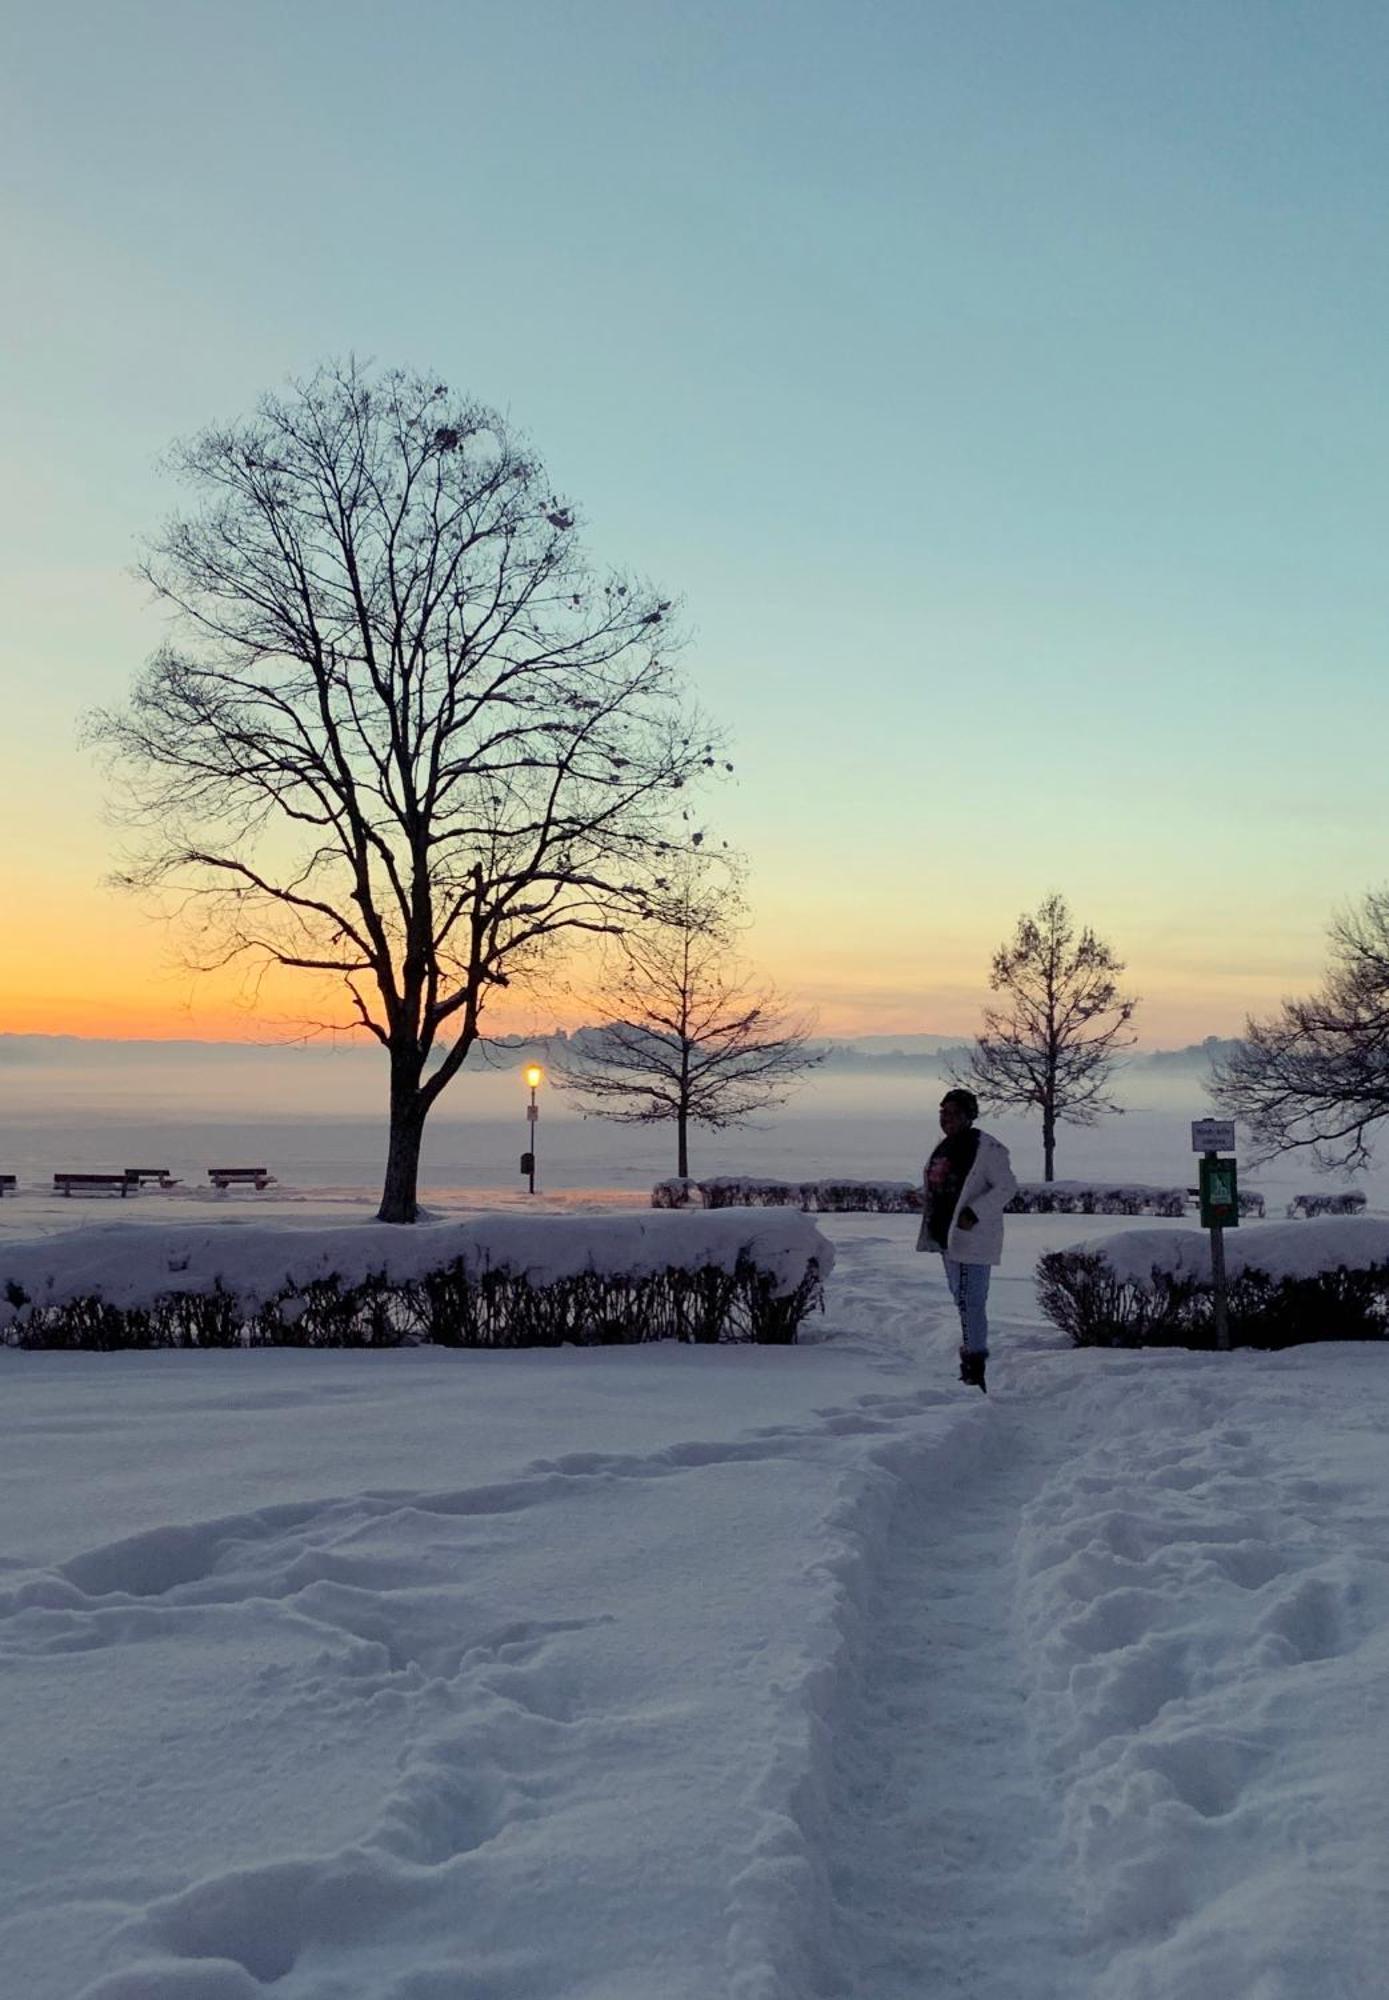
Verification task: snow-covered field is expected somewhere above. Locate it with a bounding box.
[4,1184,1388,1999]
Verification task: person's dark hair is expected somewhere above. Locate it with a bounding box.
[940,1087,979,1121]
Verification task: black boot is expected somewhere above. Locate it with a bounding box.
[959,1347,988,1393]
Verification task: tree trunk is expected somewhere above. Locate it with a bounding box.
[1042,1108,1056,1183]
[677,1105,689,1180]
[378,1055,427,1223]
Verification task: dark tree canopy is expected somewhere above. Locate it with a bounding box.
[552,857,821,1177]
[1212,889,1389,1171]
[953,892,1138,1180]
[90,361,720,1219]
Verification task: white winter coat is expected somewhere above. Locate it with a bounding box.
[915,1130,1017,1266]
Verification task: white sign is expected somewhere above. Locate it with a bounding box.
[1191,1119,1235,1153]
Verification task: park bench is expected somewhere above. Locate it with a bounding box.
[54,1172,134,1197]
[208,1167,277,1191]
[124,1168,181,1188]
[0,1174,16,1197]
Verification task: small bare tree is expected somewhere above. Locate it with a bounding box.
[89,362,720,1221]
[1212,889,1389,1170]
[553,858,821,1177]
[953,892,1138,1180]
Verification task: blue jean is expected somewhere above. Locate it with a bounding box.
[943,1256,991,1355]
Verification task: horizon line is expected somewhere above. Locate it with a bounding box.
[1,1028,1237,1056]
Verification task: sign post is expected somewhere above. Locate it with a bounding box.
[1192,1120,1238,1352]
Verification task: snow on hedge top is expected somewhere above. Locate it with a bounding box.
[1073,1217,1389,1288]
[0,1210,834,1322]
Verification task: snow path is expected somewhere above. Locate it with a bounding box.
[799,1222,1080,1994]
[820,1392,1076,1998]
[815,1238,1389,2000]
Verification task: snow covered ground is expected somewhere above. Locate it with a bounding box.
[3,1194,1388,1997]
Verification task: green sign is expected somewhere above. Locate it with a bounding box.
[1199,1155,1239,1229]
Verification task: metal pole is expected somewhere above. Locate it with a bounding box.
[528,1083,537,1195]
[1206,1150,1230,1352]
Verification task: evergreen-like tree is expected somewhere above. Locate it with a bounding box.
[953,892,1138,1180]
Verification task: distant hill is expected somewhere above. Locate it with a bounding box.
[821,1033,972,1057]
[806,1034,1248,1076]
[0,1030,1246,1073]
[811,1037,971,1072]
[1135,1037,1244,1072]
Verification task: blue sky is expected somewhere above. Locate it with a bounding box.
[3,1,1388,1037]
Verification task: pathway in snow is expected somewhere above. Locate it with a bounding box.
[816,1215,1389,2000]
[818,1250,1079,1997]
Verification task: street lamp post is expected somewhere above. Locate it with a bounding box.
[521,1064,544,1194]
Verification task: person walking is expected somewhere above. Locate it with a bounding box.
[917,1087,1017,1392]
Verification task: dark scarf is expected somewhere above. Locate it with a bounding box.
[925,1127,980,1249]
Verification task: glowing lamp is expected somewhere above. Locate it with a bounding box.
[521,1063,544,1193]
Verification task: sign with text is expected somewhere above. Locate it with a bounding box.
[1191,1118,1236,1154]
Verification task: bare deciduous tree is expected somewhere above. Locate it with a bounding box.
[90,362,720,1220]
[1212,889,1389,1171]
[552,858,821,1177]
[953,892,1138,1180]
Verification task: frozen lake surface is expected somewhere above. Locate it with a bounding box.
[4,1041,1385,1212]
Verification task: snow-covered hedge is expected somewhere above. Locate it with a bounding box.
[1008,1182,1267,1218]
[0,1214,833,1351]
[1037,1218,1389,1350]
[651,1178,700,1208]
[1005,1181,1188,1218]
[1287,1191,1367,1218]
[653,1177,923,1214]
[653,1177,1248,1220]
